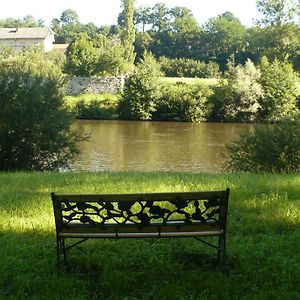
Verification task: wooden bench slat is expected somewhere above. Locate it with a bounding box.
[60,230,223,238]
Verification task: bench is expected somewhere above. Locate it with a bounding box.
[51,189,230,272]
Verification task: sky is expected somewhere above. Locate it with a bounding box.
[0,0,260,27]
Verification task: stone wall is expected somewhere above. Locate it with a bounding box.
[66,76,125,95]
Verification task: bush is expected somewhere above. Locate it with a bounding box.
[258,57,299,121]
[65,33,129,77]
[224,116,300,173]
[118,51,162,120]
[209,59,263,122]
[153,83,212,122]
[65,33,99,76]
[65,93,120,119]
[159,56,220,78]
[0,49,82,171]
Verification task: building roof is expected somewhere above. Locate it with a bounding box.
[0,27,54,39]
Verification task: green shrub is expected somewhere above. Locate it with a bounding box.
[0,49,82,171]
[159,56,220,78]
[210,59,263,122]
[224,117,300,173]
[65,94,120,119]
[258,57,299,121]
[65,33,129,77]
[153,83,212,122]
[118,51,162,120]
[65,33,99,76]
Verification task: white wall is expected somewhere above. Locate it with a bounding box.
[0,37,53,52]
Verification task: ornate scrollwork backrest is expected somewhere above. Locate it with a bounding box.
[60,195,222,226]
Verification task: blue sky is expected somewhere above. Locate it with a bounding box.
[0,0,259,27]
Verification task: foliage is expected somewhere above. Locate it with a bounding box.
[159,56,220,78]
[0,49,82,171]
[134,31,153,61]
[0,15,43,27]
[65,33,99,76]
[120,0,136,71]
[65,93,120,119]
[210,59,263,122]
[0,45,12,59]
[256,0,299,25]
[118,51,162,120]
[153,83,212,122]
[258,57,299,121]
[64,32,129,77]
[51,9,101,43]
[95,34,128,76]
[202,12,246,70]
[46,50,66,70]
[224,116,300,172]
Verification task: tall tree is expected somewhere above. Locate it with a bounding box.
[149,3,170,32]
[256,0,299,25]
[120,0,136,70]
[60,9,79,25]
[135,6,152,32]
[202,12,246,69]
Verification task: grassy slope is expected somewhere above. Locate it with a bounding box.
[0,171,300,299]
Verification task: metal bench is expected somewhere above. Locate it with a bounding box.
[51,189,230,271]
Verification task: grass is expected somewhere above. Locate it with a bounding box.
[1,171,300,299]
[64,93,121,119]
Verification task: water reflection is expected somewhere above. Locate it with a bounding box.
[72,120,253,172]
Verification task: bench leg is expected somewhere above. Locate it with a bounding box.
[56,238,60,270]
[56,237,67,270]
[62,238,67,265]
[217,235,228,275]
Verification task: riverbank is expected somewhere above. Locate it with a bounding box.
[1,171,299,299]
[64,77,220,120]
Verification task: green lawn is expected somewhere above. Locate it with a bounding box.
[161,77,219,86]
[1,171,300,299]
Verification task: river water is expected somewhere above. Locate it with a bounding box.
[72,120,253,172]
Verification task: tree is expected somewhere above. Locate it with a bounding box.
[256,0,299,26]
[210,58,263,122]
[51,9,85,43]
[60,9,79,25]
[95,34,128,76]
[149,3,170,32]
[202,12,246,70]
[120,0,136,71]
[0,49,81,171]
[134,31,152,61]
[167,7,201,58]
[135,6,152,32]
[0,15,43,28]
[258,57,299,121]
[65,33,99,76]
[118,51,162,120]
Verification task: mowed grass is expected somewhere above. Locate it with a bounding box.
[1,171,300,299]
[161,77,219,86]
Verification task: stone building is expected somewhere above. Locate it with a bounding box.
[0,27,55,52]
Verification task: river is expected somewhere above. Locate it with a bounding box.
[72,120,253,172]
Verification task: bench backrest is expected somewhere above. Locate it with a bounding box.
[52,189,230,235]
